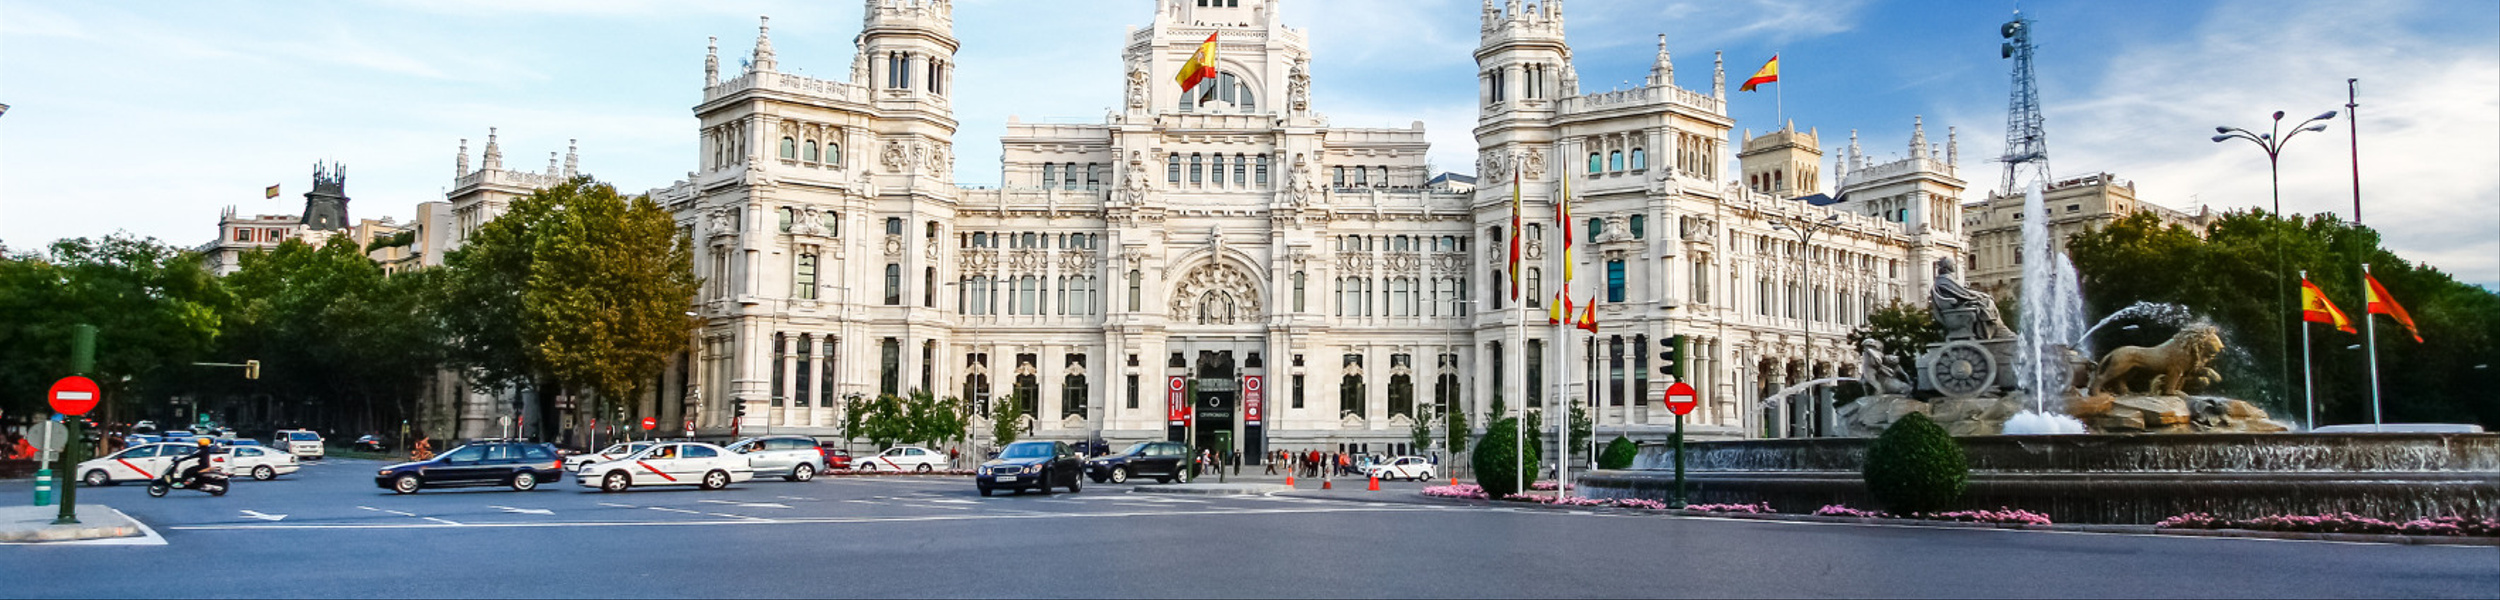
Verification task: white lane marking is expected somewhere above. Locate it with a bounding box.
[899,503,970,510]
[776,496,817,501]
[841,500,884,506]
[1034,499,1086,505]
[648,507,707,516]
[487,505,555,515]
[166,505,1461,531]
[596,503,638,508]
[698,500,791,509]
[923,498,979,505]
[357,506,417,517]
[706,512,771,521]
[240,510,287,521]
[422,517,462,526]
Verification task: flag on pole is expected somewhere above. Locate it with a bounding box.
[1575,295,1598,333]
[265,184,281,199]
[1549,293,1572,325]
[1176,32,1220,91]
[1509,165,1522,300]
[2299,277,2356,334]
[1740,55,1779,92]
[2363,272,2423,343]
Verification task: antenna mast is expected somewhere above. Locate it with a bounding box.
[1998,10,2050,194]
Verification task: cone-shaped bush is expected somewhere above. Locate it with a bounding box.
[1597,435,1639,470]
[1472,417,1540,498]
[1862,412,1968,514]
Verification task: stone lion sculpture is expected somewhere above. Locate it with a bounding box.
[2090,325,2226,396]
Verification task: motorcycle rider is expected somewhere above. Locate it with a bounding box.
[172,437,217,486]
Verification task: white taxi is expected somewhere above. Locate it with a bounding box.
[1361,456,1436,481]
[79,443,208,486]
[217,444,302,480]
[851,445,947,472]
[566,441,658,470]
[574,442,752,492]
[272,429,325,460]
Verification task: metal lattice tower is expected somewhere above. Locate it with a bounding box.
[1998,11,2050,194]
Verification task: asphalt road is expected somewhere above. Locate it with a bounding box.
[1,458,2493,598]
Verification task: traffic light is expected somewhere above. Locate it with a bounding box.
[733,401,748,421]
[1659,335,1688,382]
[243,360,260,380]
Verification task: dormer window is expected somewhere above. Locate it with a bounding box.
[1180,72,1256,112]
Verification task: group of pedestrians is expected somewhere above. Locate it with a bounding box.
[1269,449,1371,478]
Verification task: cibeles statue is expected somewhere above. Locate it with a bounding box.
[1857,339,1914,395]
[1930,257,2012,341]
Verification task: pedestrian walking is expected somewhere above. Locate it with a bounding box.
[1263,451,1278,475]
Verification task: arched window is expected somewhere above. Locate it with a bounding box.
[972,232,988,247]
[1352,166,1368,187]
[1189,154,1203,184]
[924,266,937,307]
[1587,217,1603,243]
[1017,276,1039,315]
[1042,163,1057,187]
[1234,154,1248,185]
[1609,151,1625,171]
[1127,270,1142,311]
[1340,355,1366,417]
[780,137,797,160]
[1588,153,1602,174]
[1630,148,1646,170]
[1167,154,1181,183]
[1629,215,1646,239]
[1210,154,1225,187]
[826,142,841,167]
[884,263,902,305]
[885,217,904,236]
[1255,155,1271,185]
[804,140,819,162]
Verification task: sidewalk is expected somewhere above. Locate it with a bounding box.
[0,504,145,543]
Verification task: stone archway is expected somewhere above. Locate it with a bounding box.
[1169,261,1263,325]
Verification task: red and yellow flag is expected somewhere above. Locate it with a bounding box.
[2364,272,2423,343]
[265,184,281,199]
[2300,276,2355,334]
[1176,32,1220,91]
[1575,295,1597,333]
[1740,55,1779,92]
[1509,164,1522,300]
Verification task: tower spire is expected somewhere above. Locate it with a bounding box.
[1947,126,1960,172]
[1910,116,1929,159]
[751,16,776,73]
[705,36,719,85]
[456,138,470,178]
[1647,33,1674,86]
[547,151,560,176]
[1847,129,1863,172]
[563,139,579,178]
[482,127,503,171]
[1711,51,1725,98]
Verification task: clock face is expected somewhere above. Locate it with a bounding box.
[1932,343,1994,397]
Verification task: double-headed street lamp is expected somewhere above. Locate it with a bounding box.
[1770,212,1843,438]
[2214,109,2336,412]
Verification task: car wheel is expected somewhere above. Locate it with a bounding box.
[84,469,112,487]
[252,465,277,481]
[511,471,538,491]
[393,474,423,495]
[1110,467,1129,484]
[791,464,816,482]
[701,470,730,491]
[1067,474,1081,493]
[602,472,631,493]
[856,462,877,472]
[915,463,933,473]
[1037,471,1053,494]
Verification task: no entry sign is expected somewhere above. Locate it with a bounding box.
[641,417,657,431]
[48,376,100,416]
[1663,381,1698,416]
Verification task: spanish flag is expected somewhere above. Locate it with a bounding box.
[1575,295,1597,333]
[1176,32,1220,91]
[1550,293,1573,325]
[2300,276,2355,334]
[1509,164,1522,300]
[1740,55,1779,92]
[2363,272,2423,343]
[265,184,281,199]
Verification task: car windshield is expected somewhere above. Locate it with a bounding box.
[287,432,320,441]
[1118,442,1151,456]
[999,443,1055,459]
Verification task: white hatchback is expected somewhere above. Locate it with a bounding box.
[1362,456,1435,481]
[852,446,947,472]
[575,442,753,492]
[217,445,302,480]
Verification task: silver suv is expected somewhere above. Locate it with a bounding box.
[726,436,825,482]
[273,429,324,460]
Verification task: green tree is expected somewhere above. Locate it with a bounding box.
[1471,416,1539,498]
[217,236,445,434]
[856,393,910,450]
[990,394,1027,447]
[1408,403,1436,456]
[523,177,700,442]
[0,235,227,423]
[1567,402,1592,452]
[1863,412,1968,514]
[1597,435,1638,470]
[1443,406,1470,455]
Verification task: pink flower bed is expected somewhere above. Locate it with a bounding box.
[1813,505,2053,525]
[1681,502,1777,514]
[2157,512,2500,537]
[1527,482,1576,491]
[1421,484,1488,499]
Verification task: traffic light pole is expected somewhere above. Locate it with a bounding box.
[1672,412,1687,509]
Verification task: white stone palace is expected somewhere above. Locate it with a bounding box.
[407,0,1975,453]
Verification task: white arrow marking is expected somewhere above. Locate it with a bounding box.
[240,510,287,522]
[487,505,554,515]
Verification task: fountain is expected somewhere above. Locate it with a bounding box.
[1578,184,2500,523]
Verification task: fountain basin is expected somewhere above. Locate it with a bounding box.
[1583,433,2500,523]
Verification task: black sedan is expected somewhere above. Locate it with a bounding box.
[976,441,1083,496]
[1085,441,1190,484]
[374,441,565,494]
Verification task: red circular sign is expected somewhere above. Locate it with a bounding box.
[1663,381,1699,416]
[641,417,658,431]
[49,376,100,416]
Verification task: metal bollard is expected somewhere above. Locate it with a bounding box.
[33,468,54,506]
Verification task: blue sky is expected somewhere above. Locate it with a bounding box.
[3,0,2494,285]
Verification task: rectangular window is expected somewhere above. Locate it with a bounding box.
[771,334,788,407]
[1256,155,1270,185]
[1606,260,1626,302]
[879,338,901,396]
[821,337,838,407]
[1633,335,1650,405]
[1526,340,1543,408]
[1126,374,1140,409]
[1291,374,1306,409]
[796,335,813,408]
[884,263,902,305]
[1608,336,1625,406]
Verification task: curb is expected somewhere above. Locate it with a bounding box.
[1133,483,1293,496]
[0,505,144,544]
[1391,493,2500,547]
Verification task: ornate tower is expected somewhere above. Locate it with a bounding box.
[302,161,349,231]
[1737,122,1823,197]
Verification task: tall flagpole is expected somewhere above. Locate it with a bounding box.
[2364,263,2384,431]
[1512,164,1526,497]
[2300,270,2315,431]
[1552,169,1570,499]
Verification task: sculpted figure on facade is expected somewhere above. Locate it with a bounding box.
[1120,151,1152,205]
[1288,59,1311,113]
[1523,148,1547,181]
[1288,153,1318,205]
[881,141,906,172]
[1126,64,1150,109]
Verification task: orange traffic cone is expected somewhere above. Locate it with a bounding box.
[1322,479,1333,490]
[1286,474,1295,486]
[1449,476,1458,487]
[1368,475,1380,491]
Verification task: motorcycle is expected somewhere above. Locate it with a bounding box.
[147,464,231,498]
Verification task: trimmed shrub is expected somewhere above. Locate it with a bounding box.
[1472,417,1540,499]
[1862,412,1968,514]
[1597,435,1638,470]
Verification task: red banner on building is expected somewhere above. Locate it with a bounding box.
[1243,375,1264,426]
[1167,376,1188,426]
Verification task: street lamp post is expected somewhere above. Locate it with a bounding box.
[1771,213,1843,438]
[2213,109,2336,414]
